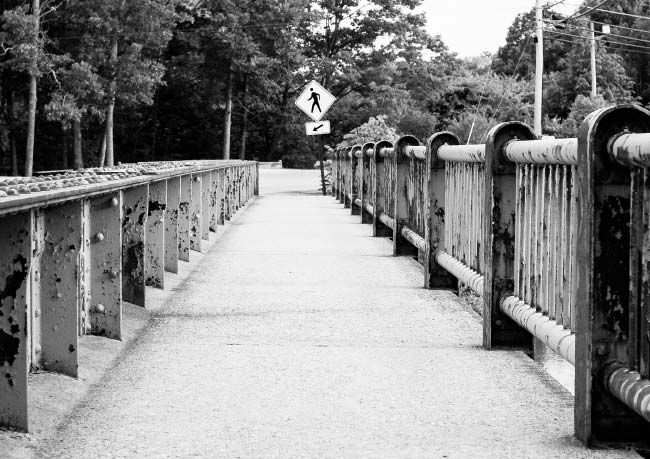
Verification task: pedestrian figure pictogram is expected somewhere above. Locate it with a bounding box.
[308,89,321,114]
[295,80,336,122]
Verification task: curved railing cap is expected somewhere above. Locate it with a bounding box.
[373,139,394,161]
[362,142,376,158]
[486,121,535,171]
[427,131,460,167]
[394,135,421,163]
[351,144,363,158]
[578,103,650,176]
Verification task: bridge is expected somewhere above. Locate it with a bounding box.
[1,104,650,457]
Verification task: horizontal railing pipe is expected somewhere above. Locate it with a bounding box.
[504,138,578,165]
[438,144,486,163]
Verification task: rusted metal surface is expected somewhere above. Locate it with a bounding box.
[501,295,575,364]
[575,104,650,446]
[513,163,578,335]
[190,174,202,252]
[361,142,374,224]
[39,201,82,377]
[122,185,148,307]
[609,132,650,167]
[88,192,122,339]
[178,175,192,262]
[404,145,427,160]
[378,212,395,230]
[435,251,484,295]
[394,136,421,257]
[0,160,258,432]
[483,122,536,350]
[505,138,578,165]
[604,363,650,422]
[164,178,180,273]
[201,172,211,240]
[0,212,31,431]
[351,145,362,216]
[444,160,485,273]
[374,141,396,234]
[400,225,427,253]
[438,144,486,163]
[145,181,166,289]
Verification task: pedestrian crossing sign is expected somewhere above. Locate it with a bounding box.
[295,80,336,122]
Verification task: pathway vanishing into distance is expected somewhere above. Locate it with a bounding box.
[34,169,638,458]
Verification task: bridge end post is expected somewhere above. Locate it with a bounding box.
[425,132,460,290]
[483,122,536,350]
[575,104,650,447]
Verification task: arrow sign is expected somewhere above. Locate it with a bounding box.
[295,80,336,122]
[305,120,331,136]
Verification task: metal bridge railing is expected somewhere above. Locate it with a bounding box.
[0,160,258,432]
[326,105,650,447]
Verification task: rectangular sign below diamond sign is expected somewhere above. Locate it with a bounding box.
[305,121,331,136]
[295,80,336,122]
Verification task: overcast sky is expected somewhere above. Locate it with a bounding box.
[419,0,581,57]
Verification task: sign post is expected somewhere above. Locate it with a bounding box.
[295,80,337,196]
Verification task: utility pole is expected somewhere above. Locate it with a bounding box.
[590,21,597,98]
[534,0,543,137]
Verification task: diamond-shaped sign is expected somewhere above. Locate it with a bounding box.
[295,80,336,122]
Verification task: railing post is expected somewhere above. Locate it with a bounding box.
[190,174,202,252]
[178,175,192,262]
[425,132,461,289]
[343,148,352,209]
[255,162,260,196]
[88,192,123,338]
[201,172,211,241]
[38,201,85,377]
[361,142,375,224]
[165,178,181,273]
[209,171,219,233]
[483,122,535,349]
[122,185,149,307]
[372,140,394,238]
[575,104,650,445]
[350,145,362,216]
[393,136,420,257]
[0,211,32,431]
[145,181,166,289]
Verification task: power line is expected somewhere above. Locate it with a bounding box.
[550,35,650,56]
[563,0,611,22]
[544,19,650,46]
[591,19,650,36]
[546,29,650,51]
[595,8,650,22]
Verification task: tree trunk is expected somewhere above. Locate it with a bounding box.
[222,63,233,160]
[62,127,69,169]
[25,0,40,177]
[6,90,18,175]
[98,129,107,167]
[73,118,83,169]
[239,73,248,160]
[105,36,118,166]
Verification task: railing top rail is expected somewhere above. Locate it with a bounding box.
[0,160,256,216]
[438,144,486,163]
[608,132,650,167]
[404,145,427,160]
[504,138,578,165]
[362,142,375,158]
[379,147,395,158]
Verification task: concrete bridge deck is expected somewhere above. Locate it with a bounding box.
[2,169,640,458]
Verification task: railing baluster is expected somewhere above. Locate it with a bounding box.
[165,178,181,273]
